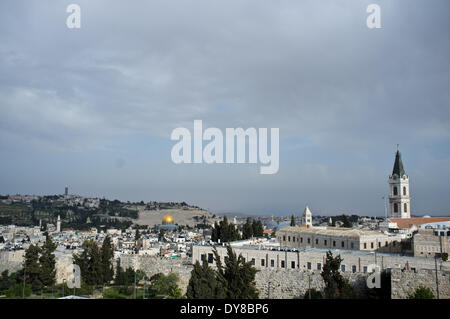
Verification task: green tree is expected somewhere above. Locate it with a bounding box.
[212,217,240,243]
[408,286,435,299]
[252,220,264,237]
[242,218,253,240]
[39,235,57,287]
[101,236,114,284]
[186,260,224,299]
[213,245,259,299]
[303,288,323,299]
[321,251,354,299]
[342,215,352,228]
[150,273,183,298]
[135,228,141,241]
[6,283,32,298]
[114,266,127,286]
[22,244,43,292]
[364,270,391,299]
[0,270,16,294]
[73,240,103,286]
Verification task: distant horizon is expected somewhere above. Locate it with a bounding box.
[2,190,448,218]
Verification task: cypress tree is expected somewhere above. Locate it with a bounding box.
[101,236,114,284]
[22,244,43,292]
[321,251,354,299]
[39,235,57,287]
[243,218,253,239]
[213,245,258,299]
[186,260,223,299]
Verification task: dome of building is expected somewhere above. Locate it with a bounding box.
[162,214,174,224]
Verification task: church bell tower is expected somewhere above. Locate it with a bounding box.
[388,149,411,218]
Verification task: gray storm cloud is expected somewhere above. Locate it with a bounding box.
[0,0,449,215]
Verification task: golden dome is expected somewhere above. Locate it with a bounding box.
[162,214,174,224]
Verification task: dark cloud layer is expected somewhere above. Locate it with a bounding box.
[0,0,449,216]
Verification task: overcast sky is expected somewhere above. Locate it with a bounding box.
[0,0,449,217]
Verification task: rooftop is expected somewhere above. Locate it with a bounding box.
[278,226,395,238]
[389,217,450,229]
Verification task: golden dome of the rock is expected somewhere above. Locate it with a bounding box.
[162,214,174,224]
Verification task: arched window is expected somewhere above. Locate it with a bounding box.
[403,187,406,196]
[394,203,398,213]
[393,187,398,196]
[404,203,407,213]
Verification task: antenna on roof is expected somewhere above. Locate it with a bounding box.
[396,144,399,151]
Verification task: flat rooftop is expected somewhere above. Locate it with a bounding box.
[277,226,395,238]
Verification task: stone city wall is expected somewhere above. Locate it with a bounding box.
[391,268,450,299]
[0,250,24,274]
[118,255,193,294]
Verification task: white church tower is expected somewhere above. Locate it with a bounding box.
[301,206,313,227]
[388,149,411,218]
[56,215,61,232]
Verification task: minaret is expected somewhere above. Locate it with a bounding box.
[388,149,411,218]
[56,215,61,232]
[301,206,313,227]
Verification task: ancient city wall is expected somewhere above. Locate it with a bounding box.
[391,268,450,299]
[0,250,24,274]
[118,253,450,299]
[119,255,193,294]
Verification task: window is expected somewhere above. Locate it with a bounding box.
[291,261,296,269]
[317,263,322,270]
[283,236,286,241]
[251,258,255,265]
[352,265,357,273]
[207,253,214,264]
[364,243,367,249]
[393,241,396,247]
[333,241,336,247]
[281,260,285,268]
[261,259,265,267]
[394,203,398,213]
[393,186,398,195]
[371,242,374,249]
[307,262,312,270]
[315,239,318,245]
[301,237,303,243]
[385,241,388,247]
[404,203,408,213]
[403,187,407,195]
[201,254,206,262]
[324,240,327,246]
[351,242,354,249]
[307,238,311,244]
[270,259,275,267]
[341,241,345,248]
[363,266,368,273]
[341,265,346,272]
[378,242,381,248]
[288,236,291,242]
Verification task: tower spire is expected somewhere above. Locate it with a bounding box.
[392,149,405,177]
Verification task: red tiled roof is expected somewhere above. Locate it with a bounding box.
[389,217,450,229]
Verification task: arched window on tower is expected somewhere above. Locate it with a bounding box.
[394,203,398,213]
[404,203,407,213]
[403,187,406,196]
[393,187,398,196]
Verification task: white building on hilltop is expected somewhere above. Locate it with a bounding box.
[389,149,411,219]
